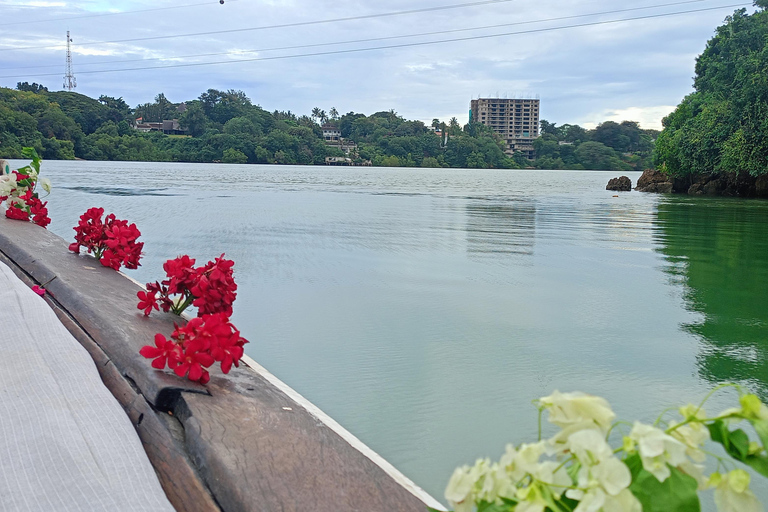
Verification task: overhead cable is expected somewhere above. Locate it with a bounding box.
[0,0,713,72]
[0,0,516,52]
[0,3,750,79]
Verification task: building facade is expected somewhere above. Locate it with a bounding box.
[470,98,540,158]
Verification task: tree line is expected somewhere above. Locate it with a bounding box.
[0,86,520,168]
[2,83,658,170]
[533,120,658,171]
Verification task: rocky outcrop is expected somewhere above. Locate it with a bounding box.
[606,176,632,191]
[635,169,673,193]
[672,172,768,197]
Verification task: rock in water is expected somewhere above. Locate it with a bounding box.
[635,169,673,193]
[606,176,632,191]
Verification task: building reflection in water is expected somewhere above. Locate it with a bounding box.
[654,197,768,400]
[464,198,536,258]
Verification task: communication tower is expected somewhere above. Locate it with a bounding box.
[63,31,76,91]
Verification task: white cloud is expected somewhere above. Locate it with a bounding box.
[581,105,678,131]
[0,0,755,126]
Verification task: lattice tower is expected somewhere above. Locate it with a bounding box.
[63,31,76,91]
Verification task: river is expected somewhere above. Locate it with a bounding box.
[13,160,768,506]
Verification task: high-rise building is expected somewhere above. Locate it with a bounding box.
[470,98,540,158]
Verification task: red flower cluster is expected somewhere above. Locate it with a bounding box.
[68,207,143,270]
[2,173,51,228]
[137,253,237,317]
[139,313,248,384]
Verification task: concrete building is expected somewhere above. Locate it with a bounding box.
[321,124,341,142]
[470,98,540,158]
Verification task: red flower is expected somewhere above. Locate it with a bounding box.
[139,333,181,370]
[70,208,142,270]
[31,285,46,296]
[5,205,29,221]
[174,344,215,384]
[137,290,160,316]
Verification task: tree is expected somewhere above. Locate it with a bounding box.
[179,102,207,137]
[222,148,248,164]
[329,107,339,121]
[17,82,48,93]
[655,4,768,177]
[311,107,322,124]
[540,119,559,136]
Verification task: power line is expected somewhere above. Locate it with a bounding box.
[0,0,517,52]
[0,3,750,80]
[3,0,240,26]
[0,0,712,72]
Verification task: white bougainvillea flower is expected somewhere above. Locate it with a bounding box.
[678,460,708,490]
[603,488,643,512]
[40,177,52,193]
[539,391,616,433]
[499,441,549,481]
[445,465,476,512]
[629,422,687,482]
[712,470,763,512]
[515,483,549,512]
[668,421,710,462]
[568,429,614,465]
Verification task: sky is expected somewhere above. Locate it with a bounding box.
[0,0,758,130]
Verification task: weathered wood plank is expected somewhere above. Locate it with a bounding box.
[0,217,444,512]
[0,217,206,406]
[176,370,434,512]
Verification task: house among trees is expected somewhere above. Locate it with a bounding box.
[322,124,341,142]
[133,119,187,135]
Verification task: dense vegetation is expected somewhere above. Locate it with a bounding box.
[534,120,658,171]
[655,1,768,177]
[0,86,518,168]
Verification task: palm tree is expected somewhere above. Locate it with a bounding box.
[311,107,322,124]
[319,109,328,125]
[329,107,339,121]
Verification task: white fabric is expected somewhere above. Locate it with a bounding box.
[0,260,175,511]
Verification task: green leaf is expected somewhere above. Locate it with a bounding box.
[21,147,41,173]
[707,420,768,477]
[625,454,701,512]
[708,420,750,460]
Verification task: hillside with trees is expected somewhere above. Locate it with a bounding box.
[654,1,768,180]
[533,120,658,171]
[0,85,519,169]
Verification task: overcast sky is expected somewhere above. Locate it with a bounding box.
[0,0,757,130]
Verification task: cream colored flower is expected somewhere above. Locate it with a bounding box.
[445,465,475,512]
[712,470,763,512]
[39,177,52,193]
[603,489,643,512]
[668,421,710,462]
[539,391,616,433]
[629,422,687,482]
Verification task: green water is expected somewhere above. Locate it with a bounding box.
[656,198,768,400]
[16,160,768,506]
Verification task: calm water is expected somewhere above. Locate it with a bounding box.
[13,160,768,505]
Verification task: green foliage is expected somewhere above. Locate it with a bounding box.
[533,119,654,171]
[655,6,768,176]
[222,148,248,164]
[0,86,520,169]
[625,454,701,512]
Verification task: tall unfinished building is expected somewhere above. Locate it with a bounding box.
[470,98,540,158]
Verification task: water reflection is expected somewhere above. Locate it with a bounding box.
[465,198,536,257]
[654,197,768,399]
